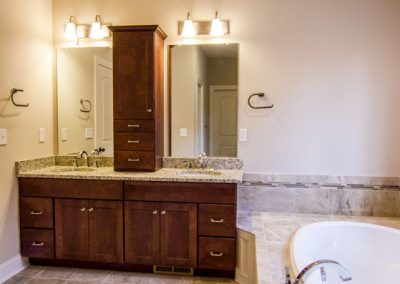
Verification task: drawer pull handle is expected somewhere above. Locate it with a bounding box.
[81,207,86,212]
[128,140,140,144]
[147,109,152,112]
[161,210,166,215]
[210,218,224,223]
[88,208,94,212]
[31,242,44,247]
[29,211,43,215]
[128,124,140,128]
[152,210,158,215]
[210,252,224,257]
[128,158,140,162]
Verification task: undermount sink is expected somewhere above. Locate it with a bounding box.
[50,167,97,173]
[178,169,222,177]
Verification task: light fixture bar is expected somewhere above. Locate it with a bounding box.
[178,20,229,36]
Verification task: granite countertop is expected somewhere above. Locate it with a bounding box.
[237,212,400,284]
[17,166,243,183]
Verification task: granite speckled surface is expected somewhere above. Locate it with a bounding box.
[17,166,243,183]
[163,157,243,170]
[237,212,400,284]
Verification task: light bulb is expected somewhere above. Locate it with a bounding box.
[64,16,77,40]
[181,13,196,37]
[90,15,104,39]
[210,11,224,37]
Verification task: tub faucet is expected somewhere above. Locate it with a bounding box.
[79,151,90,167]
[285,259,352,284]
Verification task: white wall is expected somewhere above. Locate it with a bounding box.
[53,0,400,176]
[0,0,54,272]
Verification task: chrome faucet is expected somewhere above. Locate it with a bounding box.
[91,149,100,168]
[79,151,90,167]
[198,152,207,168]
[285,260,352,284]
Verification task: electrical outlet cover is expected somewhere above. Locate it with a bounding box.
[0,129,7,145]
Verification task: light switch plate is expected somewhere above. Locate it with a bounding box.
[39,128,45,143]
[0,129,7,145]
[239,128,248,142]
[61,128,68,141]
[85,128,93,139]
[180,128,188,137]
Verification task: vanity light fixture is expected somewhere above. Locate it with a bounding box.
[64,16,77,40]
[89,15,105,39]
[178,11,229,37]
[209,11,224,37]
[181,12,197,37]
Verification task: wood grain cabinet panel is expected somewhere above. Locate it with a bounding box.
[160,203,197,267]
[199,204,236,237]
[21,229,54,259]
[125,201,160,265]
[114,132,154,151]
[198,237,236,270]
[20,197,53,229]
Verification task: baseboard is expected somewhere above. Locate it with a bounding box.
[0,255,29,283]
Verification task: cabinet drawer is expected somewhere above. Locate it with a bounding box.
[198,237,236,270]
[199,205,236,237]
[115,120,154,132]
[114,132,154,151]
[21,229,54,259]
[114,151,154,171]
[20,197,53,229]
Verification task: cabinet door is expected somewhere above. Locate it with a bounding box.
[160,203,197,267]
[125,201,160,264]
[55,199,89,261]
[113,31,154,119]
[88,200,123,263]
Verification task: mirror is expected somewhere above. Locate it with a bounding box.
[169,44,238,157]
[57,47,113,155]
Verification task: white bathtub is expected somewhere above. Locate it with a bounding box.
[290,221,400,284]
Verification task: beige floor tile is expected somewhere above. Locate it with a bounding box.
[17,266,46,277]
[103,271,143,283]
[3,276,32,284]
[36,267,78,280]
[29,279,65,284]
[69,269,111,282]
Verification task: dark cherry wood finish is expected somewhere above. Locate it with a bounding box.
[110,25,167,172]
[124,182,236,204]
[21,229,54,259]
[20,178,122,200]
[125,201,160,265]
[114,133,154,151]
[114,151,155,171]
[89,200,123,263]
[199,204,236,237]
[198,237,236,271]
[55,199,89,261]
[160,203,197,267]
[20,197,53,229]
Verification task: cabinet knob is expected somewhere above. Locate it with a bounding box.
[128,140,140,144]
[152,210,158,215]
[29,211,43,215]
[210,218,224,223]
[81,207,86,212]
[210,252,224,257]
[128,158,140,162]
[88,208,94,212]
[31,242,44,247]
[128,124,140,128]
[161,210,166,215]
[147,109,152,112]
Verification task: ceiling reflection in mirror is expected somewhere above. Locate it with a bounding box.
[57,47,113,155]
[169,44,238,157]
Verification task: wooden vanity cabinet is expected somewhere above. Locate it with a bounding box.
[110,25,167,172]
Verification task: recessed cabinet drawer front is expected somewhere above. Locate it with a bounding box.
[115,120,155,133]
[199,205,236,237]
[114,151,154,171]
[21,229,54,259]
[198,237,236,270]
[114,133,154,151]
[20,197,53,229]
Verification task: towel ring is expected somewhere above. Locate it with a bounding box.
[248,93,273,109]
[80,99,91,113]
[10,88,29,107]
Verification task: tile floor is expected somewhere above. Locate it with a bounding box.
[4,266,237,284]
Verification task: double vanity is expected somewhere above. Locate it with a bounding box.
[16,157,242,278]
